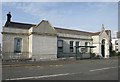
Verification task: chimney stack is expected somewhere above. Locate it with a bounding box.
[5,12,12,27]
[7,12,12,22]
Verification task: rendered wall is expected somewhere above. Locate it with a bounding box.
[31,34,57,60]
[118,38,120,52]
[2,27,30,60]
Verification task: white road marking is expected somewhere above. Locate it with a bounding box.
[5,73,70,80]
[49,65,63,67]
[89,66,119,72]
[5,66,119,80]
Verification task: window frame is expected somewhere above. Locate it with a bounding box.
[14,38,22,53]
[57,40,63,52]
[70,41,74,52]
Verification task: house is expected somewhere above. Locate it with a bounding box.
[111,38,118,52]
[1,13,112,61]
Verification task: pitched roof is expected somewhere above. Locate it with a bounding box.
[92,30,111,36]
[3,21,110,36]
[55,27,94,35]
[92,32,100,35]
[4,21,36,29]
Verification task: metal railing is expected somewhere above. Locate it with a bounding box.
[57,52,91,59]
[57,52,76,58]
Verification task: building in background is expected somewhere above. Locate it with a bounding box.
[111,38,118,53]
[1,13,112,61]
[117,31,120,52]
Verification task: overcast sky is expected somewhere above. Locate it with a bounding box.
[1,1,119,44]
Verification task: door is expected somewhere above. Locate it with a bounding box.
[101,45,105,57]
[101,39,105,57]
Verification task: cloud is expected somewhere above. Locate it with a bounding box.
[2,2,117,22]
[15,2,73,20]
[15,2,117,19]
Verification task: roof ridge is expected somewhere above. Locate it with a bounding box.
[10,21,36,26]
[4,21,110,36]
[54,27,94,34]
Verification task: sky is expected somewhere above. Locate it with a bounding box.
[1,1,119,44]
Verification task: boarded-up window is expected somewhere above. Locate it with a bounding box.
[14,38,22,53]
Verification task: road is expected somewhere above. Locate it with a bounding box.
[2,57,119,80]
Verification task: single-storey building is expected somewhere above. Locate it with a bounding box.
[1,13,112,61]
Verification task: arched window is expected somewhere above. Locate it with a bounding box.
[102,39,105,45]
[14,38,22,53]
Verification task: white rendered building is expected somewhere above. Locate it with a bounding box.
[2,15,112,61]
[111,38,118,52]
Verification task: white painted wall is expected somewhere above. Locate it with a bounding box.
[2,33,30,60]
[33,20,57,34]
[92,44,100,54]
[92,36,99,44]
[92,35,100,55]
[28,34,33,58]
[31,34,57,60]
[2,27,29,53]
[111,38,118,52]
[118,38,120,52]
[2,34,29,52]
[92,30,110,58]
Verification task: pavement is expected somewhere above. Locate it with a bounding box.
[2,56,119,67]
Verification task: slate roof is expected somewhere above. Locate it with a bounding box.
[4,21,36,29]
[54,27,94,36]
[4,21,110,36]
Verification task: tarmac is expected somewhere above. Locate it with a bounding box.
[2,57,77,67]
[1,56,119,67]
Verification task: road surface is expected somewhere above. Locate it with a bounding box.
[2,57,119,80]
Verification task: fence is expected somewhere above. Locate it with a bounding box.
[57,52,91,59]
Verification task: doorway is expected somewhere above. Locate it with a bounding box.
[101,39,105,57]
